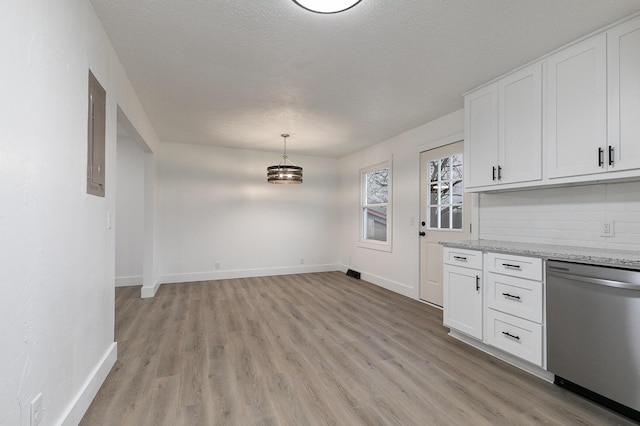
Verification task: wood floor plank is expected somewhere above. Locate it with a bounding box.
[81,272,637,425]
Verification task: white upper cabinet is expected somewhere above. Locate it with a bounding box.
[608,15,640,172]
[465,83,498,188]
[545,34,607,179]
[465,63,542,190]
[499,64,543,185]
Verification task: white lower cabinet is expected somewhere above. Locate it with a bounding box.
[443,248,546,370]
[485,252,545,368]
[443,248,483,340]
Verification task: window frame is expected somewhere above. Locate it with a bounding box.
[358,159,392,252]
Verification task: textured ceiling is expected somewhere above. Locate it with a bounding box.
[92,0,640,158]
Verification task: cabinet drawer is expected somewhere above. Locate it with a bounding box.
[487,272,543,323]
[444,248,482,270]
[485,252,542,281]
[486,310,543,367]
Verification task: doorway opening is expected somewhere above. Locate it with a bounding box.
[115,107,155,298]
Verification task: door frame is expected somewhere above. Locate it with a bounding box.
[416,132,479,303]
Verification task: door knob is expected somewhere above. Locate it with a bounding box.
[419,232,426,236]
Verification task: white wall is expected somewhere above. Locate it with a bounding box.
[338,110,464,298]
[116,137,146,286]
[158,142,340,282]
[0,1,158,424]
[479,181,640,251]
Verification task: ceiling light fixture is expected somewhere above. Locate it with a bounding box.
[292,0,362,14]
[267,134,303,184]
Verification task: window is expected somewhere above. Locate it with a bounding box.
[360,160,392,251]
[427,153,463,230]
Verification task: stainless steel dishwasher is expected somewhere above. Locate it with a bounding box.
[547,260,640,422]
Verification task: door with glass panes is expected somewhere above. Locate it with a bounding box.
[419,141,473,306]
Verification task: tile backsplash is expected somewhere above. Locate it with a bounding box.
[478,181,640,251]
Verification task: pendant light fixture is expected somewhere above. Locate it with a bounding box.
[292,0,362,14]
[267,134,303,184]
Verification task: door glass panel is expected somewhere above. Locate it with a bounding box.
[452,205,462,229]
[441,158,451,180]
[440,206,450,229]
[452,154,463,179]
[429,207,438,228]
[429,185,438,204]
[427,153,463,230]
[429,160,439,182]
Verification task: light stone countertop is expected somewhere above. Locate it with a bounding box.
[440,239,640,270]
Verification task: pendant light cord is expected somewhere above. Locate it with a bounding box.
[279,134,297,167]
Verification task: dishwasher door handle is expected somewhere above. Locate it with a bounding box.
[547,271,640,291]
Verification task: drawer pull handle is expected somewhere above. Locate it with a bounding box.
[502,331,520,341]
[502,263,521,270]
[476,275,480,291]
[453,256,468,262]
[502,292,521,300]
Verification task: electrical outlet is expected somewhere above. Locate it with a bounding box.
[600,220,615,237]
[30,393,43,426]
[300,258,305,265]
[214,261,221,270]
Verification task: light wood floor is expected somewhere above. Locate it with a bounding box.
[81,272,635,425]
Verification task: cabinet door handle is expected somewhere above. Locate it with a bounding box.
[498,165,502,180]
[502,263,521,270]
[598,147,604,167]
[502,331,520,341]
[476,275,480,291]
[502,292,521,300]
[609,146,614,166]
[453,256,468,262]
[492,166,497,181]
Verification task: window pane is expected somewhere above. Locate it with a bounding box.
[452,205,462,229]
[366,168,388,204]
[364,206,387,241]
[451,154,463,180]
[429,207,438,228]
[440,206,450,229]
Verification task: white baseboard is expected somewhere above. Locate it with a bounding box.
[59,342,117,426]
[339,264,416,299]
[160,263,340,285]
[115,275,142,287]
[141,280,161,298]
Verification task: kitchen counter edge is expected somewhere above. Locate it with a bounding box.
[440,240,640,270]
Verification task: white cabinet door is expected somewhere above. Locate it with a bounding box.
[465,83,498,188]
[443,264,483,340]
[499,63,542,185]
[608,16,640,172]
[546,34,607,179]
